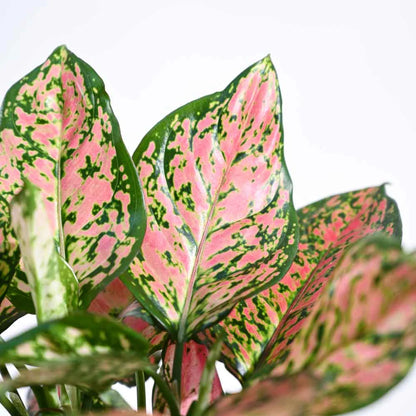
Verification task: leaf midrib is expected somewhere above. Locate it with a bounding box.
[177,166,230,341]
[56,57,66,261]
[176,78,263,341]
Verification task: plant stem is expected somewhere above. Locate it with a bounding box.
[135,370,146,410]
[188,334,224,416]
[146,370,180,416]
[172,338,184,397]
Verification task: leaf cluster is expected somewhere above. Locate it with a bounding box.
[0,46,415,416]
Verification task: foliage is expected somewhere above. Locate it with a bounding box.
[0,46,415,416]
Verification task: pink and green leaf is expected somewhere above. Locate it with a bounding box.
[0,312,151,392]
[204,185,401,380]
[211,372,317,416]
[123,56,298,341]
[89,277,167,353]
[0,196,19,302]
[0,45,146,311]
[213,236,416,415]
[154,340,222,415]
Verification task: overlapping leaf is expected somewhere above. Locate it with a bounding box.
[154,340,222,415]
[211,372,316,416]
[213,236,416,415]
[0,45,145,312]
[0,297,23,333]
[0,268,34,333]
[0,196,19,300]
[10,181,78,321]
[204,185,401,380]
[89,278,166,352]
[0,312,151,392]
[123,56,298,341]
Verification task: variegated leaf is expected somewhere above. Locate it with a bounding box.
[204,185,401,380]
[0,274,33,334]
[123,56,298,341]
[89,277,135,318]
[27,388,132,414]
[213,236,416,415]
[0,261,36,332]
[89,278,166,352]
[154,340,222,415]
[0,312,151,392]
[10,181,78,321]
[211,372,316,416]
[88,279,166,388]
[0,45,145,310]
[0,297,23,333]
[2,356,150,394]
[0,196,19,301]
[0,267,34,333]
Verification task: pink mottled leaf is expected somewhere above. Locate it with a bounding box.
[0,196,19,301]
[154,340,222,415]
[213,236,416,415]
[0,45,146,310]
[89,278,166,352]
[212,372,316,416]
[123,56,298,341]
[204,185,401,380]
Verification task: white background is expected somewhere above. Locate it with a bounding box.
[0,0,415,414]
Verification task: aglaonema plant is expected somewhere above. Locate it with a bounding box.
[0,46,415,416]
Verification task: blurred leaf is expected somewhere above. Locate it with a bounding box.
[213,236,416,415]
[0,312,151,392]
[205,185,401,380]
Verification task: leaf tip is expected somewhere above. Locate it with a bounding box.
[50,44,71,61]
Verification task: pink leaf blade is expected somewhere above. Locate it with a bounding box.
[271,236,416,377]
[213,372,317,416]
[205,185,401,379]
[213,237,416,415]
[0,46,146,308]
[126,56,298,339]
[89,277,167,353]
[154,340,222,416]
